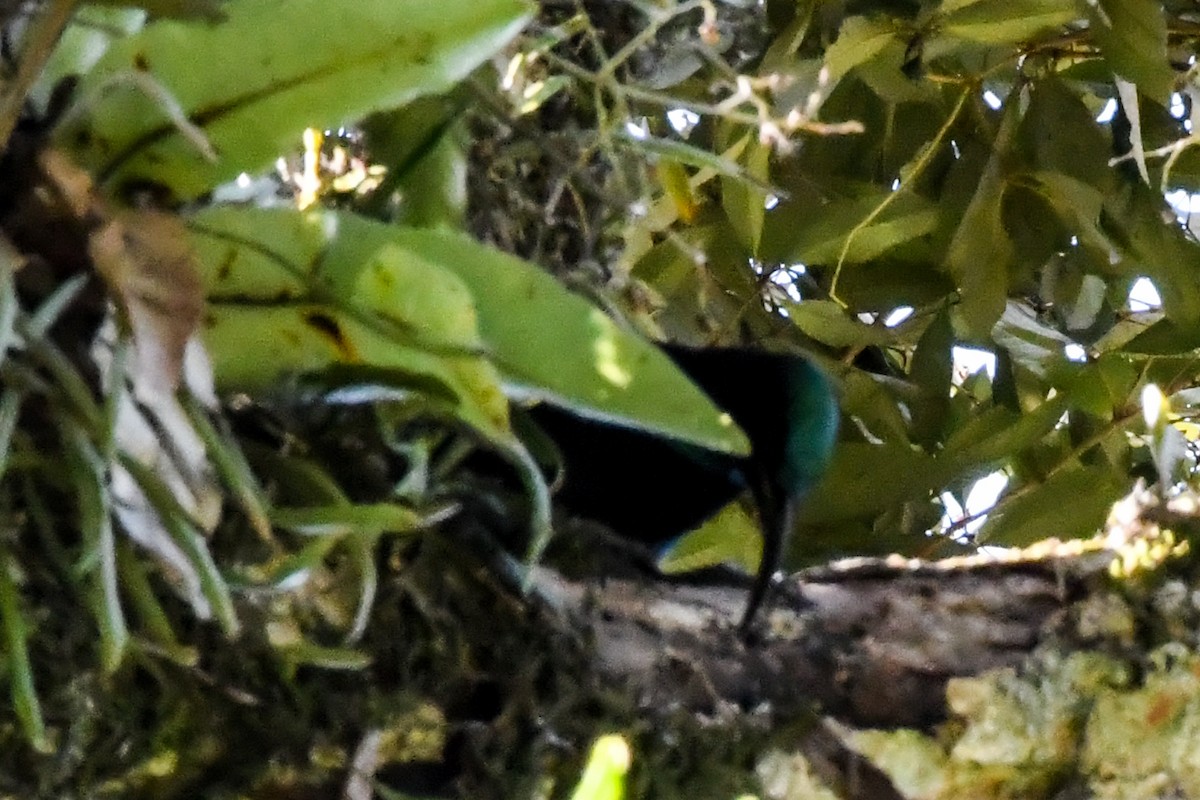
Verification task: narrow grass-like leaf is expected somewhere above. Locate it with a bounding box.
[180,391,273,542]
[119,454,239,635]
[270,503,424,537]
[345,534,379,644]
[116,541,198,666]
[0,391,22,479]
[0,252,18,368]
[0,546,50,752]
[276,641,371,672]
[24,273,89,338]
[19,319,103,430]
[61,422,130,670]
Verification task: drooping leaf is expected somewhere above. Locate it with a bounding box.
[946,104,1017,341]
[720,132,770,254]
[1082,0,1174,103]
[57,0,533,200]
[188,206,750,455]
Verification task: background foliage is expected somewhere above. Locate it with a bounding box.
[1,0,1200,796]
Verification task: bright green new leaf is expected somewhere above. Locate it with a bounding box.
[570,735,631,800]
[199,241,511,437]
[657,503,759,575]
[57,0,533,199]
[188,207,749,456]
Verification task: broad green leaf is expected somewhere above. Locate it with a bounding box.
[1057,355,1138,419]
[946,104,1018,340]
[58,0,532,200]
[720,133,770,254]
[657,503,759,575]
[824,16,897,81]
[1025,171,1110,254]
[1107,184,1200,327]
[787,192,940,264]
[941,394,1070,468]
[84,0,226,20]
[188,207,749,455]
[1016,80,1111,187]
[199,241,511,436]
[788,300,892,348]
[1081,0,1173,102]
[909,308,953,446]
[977,466,1124,546]
[938,0,1077,45]
[802,441,942,522]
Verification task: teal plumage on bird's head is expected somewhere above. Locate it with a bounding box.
[526,342,840,632]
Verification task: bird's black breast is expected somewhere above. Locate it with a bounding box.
[526,399,747,547]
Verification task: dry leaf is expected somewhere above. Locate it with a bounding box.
[38,148,205,398]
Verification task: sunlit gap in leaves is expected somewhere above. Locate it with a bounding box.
[758,262,804,317]
[1096,98,1118,124]
[1128,277,1162,312]
[938,471,1010,542]
[667,107,700,136]
[1170,93,1190,130]
[981,89,1003,110]
[934,347,1003,541]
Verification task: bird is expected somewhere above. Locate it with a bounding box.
[525,343,840,633]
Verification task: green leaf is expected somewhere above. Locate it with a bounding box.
[58,0,533,199]
[1106,184,1200,328]
[657,503,759,575]
[946,105,1018,340]
[84,0,227,21]
[188,207,750,456]
[941,394,1070,468]
[1081,0,1173,102]
[787,300,892,348]
[787,192,940,264]
[824,16,898,81]
[977,466,1124,546]
[618,131,776,195]
[199,241,511,437]
[909,308,953,445]
[720,133,770,255]
[570,735,631,800]
[938,0,1077,45]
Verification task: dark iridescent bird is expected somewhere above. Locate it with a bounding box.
[527,343,840,632]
